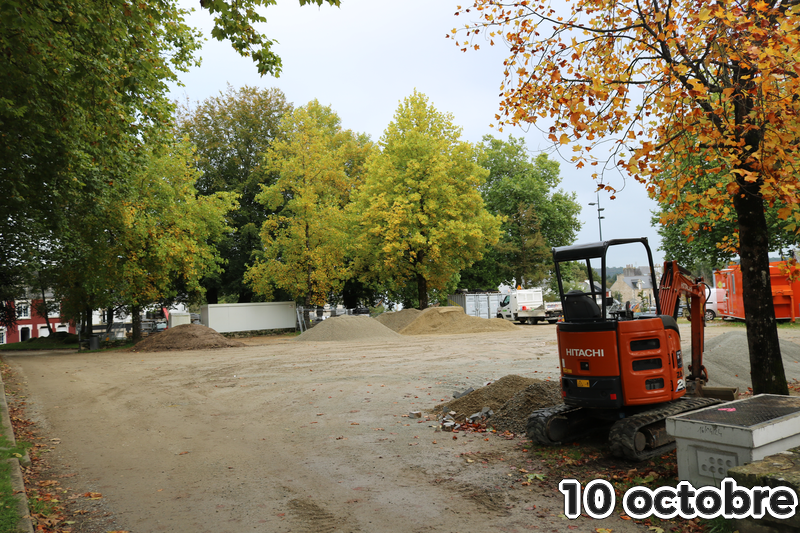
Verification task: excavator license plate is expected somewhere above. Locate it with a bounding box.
[577,379,590,388]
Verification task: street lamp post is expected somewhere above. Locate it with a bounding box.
[588,191,605,241]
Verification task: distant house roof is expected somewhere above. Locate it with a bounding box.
[619,276,655,290]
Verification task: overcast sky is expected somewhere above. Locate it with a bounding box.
[169,0,665,268]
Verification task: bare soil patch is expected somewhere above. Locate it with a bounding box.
[131,323,245,352]
[7,323,800,533]
[433,375,563,435]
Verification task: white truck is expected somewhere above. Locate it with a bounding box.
[544,301,562,324]
[496,289,548,324]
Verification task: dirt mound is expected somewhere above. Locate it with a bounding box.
[489,382,563,434]
[432,375,561,425]
[399,306,518,336]
[132,324,245,352]
[374,309,423,332]
[295,315,403,342]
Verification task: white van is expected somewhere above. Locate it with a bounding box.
[496,289,546,324]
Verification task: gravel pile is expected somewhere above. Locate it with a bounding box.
[489,381,563,435]
[691,330,800,391]
[295,315,402,342]
[132,324,245,352]
[399,306,518,336]
[433,375,555,421]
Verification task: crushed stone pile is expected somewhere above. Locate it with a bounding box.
[688,330,800,392]
[295,315,403,342]
[489,382,564,435]
[374,309,423,332]
[432,374,562,428]
[398,306,518,336]
[132,324,245,352]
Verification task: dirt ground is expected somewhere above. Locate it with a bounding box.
[5,322,800,533]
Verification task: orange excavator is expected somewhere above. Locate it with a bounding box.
[527,238,737,460]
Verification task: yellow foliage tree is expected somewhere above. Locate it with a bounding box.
[245,101,372,312]
[351,91,502,309]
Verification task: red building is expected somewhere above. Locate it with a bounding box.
[0,299,76,345]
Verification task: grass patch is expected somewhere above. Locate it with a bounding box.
[0,460,19,533]
[0,332,79,351]
[0,429,32,533]
[90,341,136,353]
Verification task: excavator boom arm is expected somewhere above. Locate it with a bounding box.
[658,261,708,382]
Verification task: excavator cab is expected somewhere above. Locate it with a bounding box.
[553,238,686,410]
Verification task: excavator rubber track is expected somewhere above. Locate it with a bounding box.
[526,403,604,445]
[608,397,724,461]
[527,397,724,461]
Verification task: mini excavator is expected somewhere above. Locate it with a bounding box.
[527,237,738,461]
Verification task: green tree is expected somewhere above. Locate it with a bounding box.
[460,135,582,290]
[245,101,372,314]
[351,91,502,309]
[177,85,292,303]
[1,1,203,319]
[1,0,337,325]
[199,0,341,76]
[54,138,237,342]
[111,139,237,341]
[653,162,799,276]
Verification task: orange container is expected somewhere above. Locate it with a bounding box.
[714,261,799,322]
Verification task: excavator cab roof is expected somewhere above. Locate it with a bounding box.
[552,237,661,319]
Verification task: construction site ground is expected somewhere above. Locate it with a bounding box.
[5,320,800,533]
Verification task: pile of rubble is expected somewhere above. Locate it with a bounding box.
[432,374,563,435]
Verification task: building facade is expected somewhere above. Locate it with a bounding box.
[1,299,76,344]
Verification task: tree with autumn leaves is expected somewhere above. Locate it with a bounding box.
[245,92,502,311]
[454,0,800,394]
[245,101,372,314]
[351,91,502,309]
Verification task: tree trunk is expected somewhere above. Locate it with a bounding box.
[39,284,53,335]
[734,183,788,395]
[132,305,142,343]
[303,296,311,327]
[105,308,114,334]
[206,286,219,305]
[84,305,93,338]
[417,273,429,310]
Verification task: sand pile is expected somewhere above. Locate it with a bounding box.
[398,306,518,336]
[433,375,561,423]
[375,309,423,332]
[688,330,800,391]
[132,324,245,352]
[295,315,403,342]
